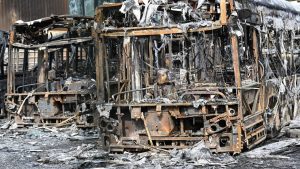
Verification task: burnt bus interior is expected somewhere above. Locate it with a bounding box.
[5,16,98,128]
[94,0,300,153]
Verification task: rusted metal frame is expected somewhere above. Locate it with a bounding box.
[98,37,105,102]
[117,42,122,103]
[12,48,16,93]
[113,101,238,107]
[180,119,184,135]
[189,37,195,79]
[132,40,143,102]
[142,38,150,87]
[252,29,260,80]
[6,91,93,96]
[112,87,153,101]
[208,112,230,123]
[234,123,243,153]
[259,32,268,111]
[149,37,154,85]
[179,86,259,91]
[241,94,254,115]
[116,106,123,138]
[141,112,154,146]
[12,37,93,49]
[7,29,16,94]
[109,144,190,150]
[253,29,267,112]
[251,88,261,113]
[244,118,264,130]
[104,41,111,101]
[66,47,70,77]
[230,35,243,118]
[100,24,222,37]
[95,35,105,101]
[16,48,19,73]
[125,37,132,101]
[245,119,266,143]
[175,114,236,119]
[242,108,265,147]
[229,0,235,11]
[37,48,48,91]
[97,3,122,9]
[22,49,29,93]
[116,82,127,102]
[100,25,202,33]
[220,0,228,25]
[121,39,127,91]
[180,91,228,99]
[150,136,203,141]
[250,28,264,113]
[112,39,128,101]
[230,34,243,152]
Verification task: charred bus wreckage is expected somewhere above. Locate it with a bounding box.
[2,0,300,154]
[4,16,97,128]
[94,0,300,153]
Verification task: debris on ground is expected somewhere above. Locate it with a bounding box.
[108,141,236,168]
[0,119,300,169]
[285,116,300,138]
[243,139,300,159]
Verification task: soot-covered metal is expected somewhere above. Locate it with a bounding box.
[94,0,300,153]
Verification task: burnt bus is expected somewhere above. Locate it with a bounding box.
[94,0,300,153]
[5,16,97,128]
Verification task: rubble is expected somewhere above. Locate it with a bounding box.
[108,141,236,168]
[243,138,300,159]
[284,116,300,138]
[0,118,299,168]
[0,120,107,168]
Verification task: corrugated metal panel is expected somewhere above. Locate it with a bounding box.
[0,0,68,31]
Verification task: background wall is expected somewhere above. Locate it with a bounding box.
[0,0,68,31]
[69,0,122,16]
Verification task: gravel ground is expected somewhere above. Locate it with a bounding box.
[0,119,299,169]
